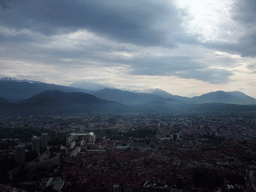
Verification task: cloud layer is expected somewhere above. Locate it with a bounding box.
[0,0,256,97]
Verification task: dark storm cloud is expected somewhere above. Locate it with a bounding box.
[0,28,234,85]
[204,34,256,58]
[0,1,7,9]
[205,0,256,57]
[176,68,233,84]
[0,0,13,10]
[0,0,239,86]
[129,57,202,76]
[232,0,256,24]
[128,56,233,84]
[0,0,185,46]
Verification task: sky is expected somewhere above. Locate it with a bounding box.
[0,0,256,97]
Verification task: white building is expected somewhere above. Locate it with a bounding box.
[88,132,96,144]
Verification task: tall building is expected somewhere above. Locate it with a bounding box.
[41,133,48,148]
[88,132,96,144]
[32,136,40,154]
[15,145,25,165]
[157,123,160,135]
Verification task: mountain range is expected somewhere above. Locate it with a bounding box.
[69,81,107,91]
[21,90,105,105]
[192,91,256,105]
[1,77,256,105]
[1,89,125,116]
[0,78,256,115]
[0,77,86,102]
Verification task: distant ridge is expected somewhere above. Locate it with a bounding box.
[191,91,256,105]
[69,81,107,91]
[141,88,190,102]
[0,90,126,116]
[21,90,104,105]
[1,90,256,116]
[0,77,90,102]
[0,97,10,104]
[229,91,256,104]
[93,88,168,105]
[140,88,174,98]
[1,77,256,106]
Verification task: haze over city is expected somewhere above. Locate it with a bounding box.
[1,0,256,97]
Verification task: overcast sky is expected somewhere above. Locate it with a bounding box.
[1,0,256,97]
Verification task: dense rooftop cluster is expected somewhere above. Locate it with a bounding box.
[0,111,256,191]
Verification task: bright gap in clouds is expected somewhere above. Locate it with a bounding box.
[174,0,244,43]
